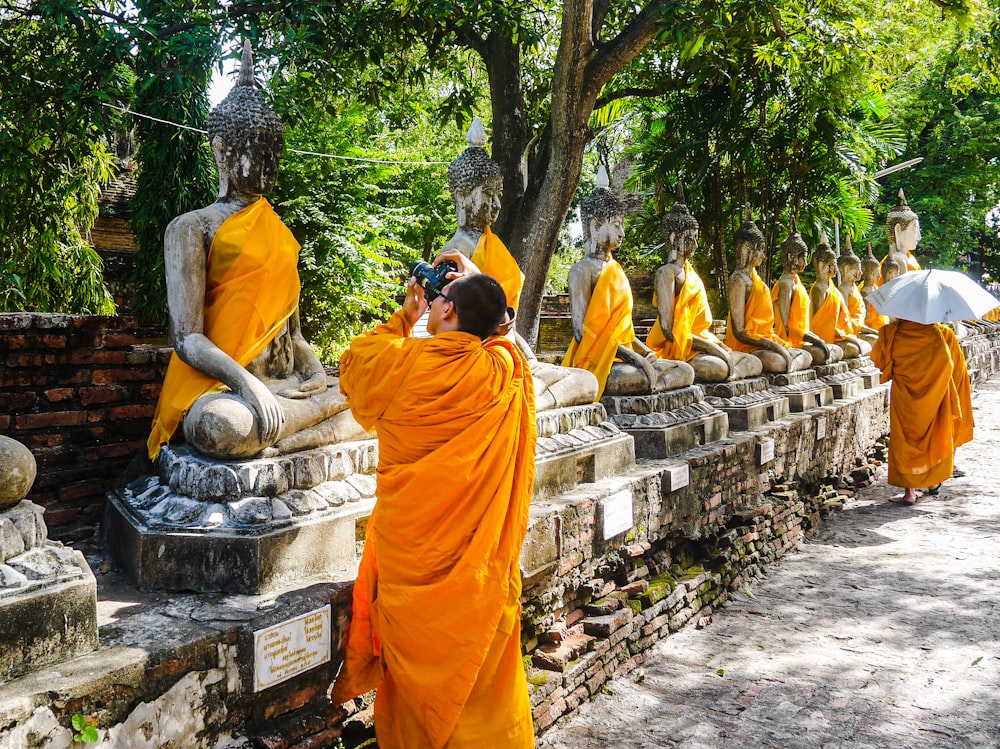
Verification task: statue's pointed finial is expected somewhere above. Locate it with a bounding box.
[596,164,611,190]
[742,202,752,222]
[845,234,855,254]
[467,117,487,148]
[897,187,908,207]
[818,231,830,247]
[790,215,798,234]
[237,40,255,87]
[865,242,877,260]
[676,181,686,205]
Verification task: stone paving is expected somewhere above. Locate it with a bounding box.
[538,380,1000,749]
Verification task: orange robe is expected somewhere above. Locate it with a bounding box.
[771,273,810,348]
[646,261,720,361]
[862,289,889,330]
[471,226,524,312]
[726,269,789,353]
[147,198,300,460]
[562,258,636,398]
[871,320,974,488]
[844,285,867,331]
[332,310,536,749]
[810,283,854,343]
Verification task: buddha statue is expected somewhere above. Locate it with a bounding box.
[837,237,878,344]
[809,239,871,358]
[860,243,889,330]
[442,118,599,409]
[884,188,921,274]
[725,207,812,373]
[147,43,367,461]
[647,183,761,382]
[564,167,695,397]
[771,219,841,365]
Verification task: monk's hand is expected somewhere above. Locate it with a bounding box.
[402,277,428,325]
[241,376,285,445]
[433,249,481,280]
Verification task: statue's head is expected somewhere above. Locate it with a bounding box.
[882,252,907,284]
[861,243,881,289]
[779,217,808,273]
[448,117,503,232]
[733,204,765,268]
[661,182,699,262]
[812,238,837,279]
[837,237,862,283]
[886,188,920,253]
[580,166,627,259]
[207,42,284,198]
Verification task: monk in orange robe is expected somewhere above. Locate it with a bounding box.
[331,259,536,748]
[871,319,973,504]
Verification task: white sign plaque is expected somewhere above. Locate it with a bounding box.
[602,490,633,540]
[663,463,690,492]
[757,438,775,465]
[254,605,331,692]
[816,416,827,440]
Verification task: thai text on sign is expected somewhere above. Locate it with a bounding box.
[254,604,331,691]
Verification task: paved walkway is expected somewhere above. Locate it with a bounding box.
[539,380,1000,749]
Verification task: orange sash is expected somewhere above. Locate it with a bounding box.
[147,199,300,460]
[332,311,536,748]
[844,285,866,331]
[726,269,788,353]
[771,273,810,348]
[562,258,636,398]
[470,225,524,311]
[647,262,719,361]
[810,283,853,343]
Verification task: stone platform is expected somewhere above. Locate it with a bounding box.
[766,369,834,412]
[815,361,863,399]
[534,404,636,500]
[846,355,882,389]
[105,440,379,594]
[1,501,98,681]
[703,377,790,431]
[600,386,729,460]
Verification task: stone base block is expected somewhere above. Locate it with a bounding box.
[701,377,770,399]
[781,385,834,412]
[0,549,98,681]
[856,370,882,389]
[709,394,790,431]
[814,361,849,378]
[625,410,729,460]
[828,377,862,399]
[534,433,635,501]
[765,369,818,387]
[104,491,370,594]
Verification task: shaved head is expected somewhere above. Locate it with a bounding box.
[447,274,508,340]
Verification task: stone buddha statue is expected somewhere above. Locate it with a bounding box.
[725,207,812,373]
[861,243,889,330]
[809,239,871,358]
[884,188,921,274]
[441,118,598,409]
[147,43,367,461]
[564,167,695,397]
[647,184,761,382]
[771,220,841,365]
[837,237,878,343]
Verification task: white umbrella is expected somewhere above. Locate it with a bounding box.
[867,269,1000,324]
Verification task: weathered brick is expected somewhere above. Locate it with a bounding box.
[581,608,633,639]
[15,411,88,430]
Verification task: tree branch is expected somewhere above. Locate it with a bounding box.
[587,0,670,94]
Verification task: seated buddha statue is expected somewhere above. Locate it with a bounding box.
[147,44,367,461]
[809,239,871,358]
[441,117,598,409]
[725,207,812,373]
[564,167,695,398]
[860,243,889,330]
[646,183,761,382]
[836,237,879,344]
[771,219,841,365]
[882,188,922,277]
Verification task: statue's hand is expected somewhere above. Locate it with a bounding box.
[278,371,327,399]
[240,376,285,445]
[641,356,660,389]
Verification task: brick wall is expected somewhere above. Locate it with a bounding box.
[0,314,169,541]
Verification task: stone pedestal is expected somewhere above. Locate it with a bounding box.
[601,385,729,459]
[534,404,636,500]
[703,377,790,431]
[765,369,834,412]
[1,501,98,681]
[814,361,863,399]
[105,440,379,594]
[845,355,882,389]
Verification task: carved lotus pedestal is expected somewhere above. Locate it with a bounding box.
[765,369,835,412]
[105,440,379,594]
[814,361,864,399]
[600,385,729,459]
[703,377,790,431]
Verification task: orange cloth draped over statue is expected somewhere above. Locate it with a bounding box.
[844,285,867,331]
[878,251,921,284]
[331,310,536,749]
[471,225,524,311]
[146,198,300,460]
[810,283,854,342]
[871,320,973,489]
[861,286,889,330]
[771,273,810,348]
[726,269,789,353]
[646,262,720,361]
[562,258,636,398]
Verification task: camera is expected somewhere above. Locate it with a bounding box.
[411,260,458,302]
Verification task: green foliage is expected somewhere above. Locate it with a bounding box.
[71,713,99,743]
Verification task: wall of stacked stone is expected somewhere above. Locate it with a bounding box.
[0,314,169,541]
